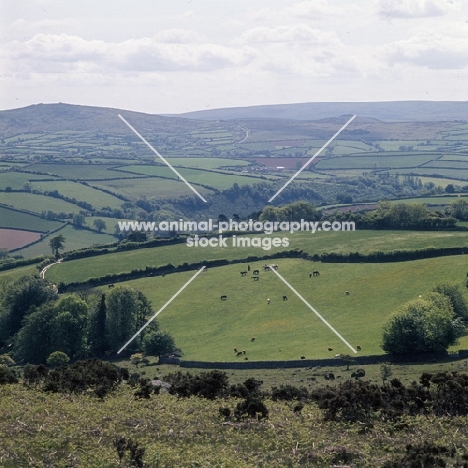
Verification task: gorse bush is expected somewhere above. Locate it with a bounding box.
[23,359,128,398]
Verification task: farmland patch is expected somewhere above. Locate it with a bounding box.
[0,228,42,250]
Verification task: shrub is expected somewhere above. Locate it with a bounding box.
[0,366,18,385]
[166,370,229,400]
[46,351,70,367]
[270,384,309,401]
[234,395,269,420]
[142,330,176,357]
[23,359,127,398]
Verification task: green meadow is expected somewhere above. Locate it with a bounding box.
[14,225,117,258]
[46,229,468,284]
[0,192,83,215]
[29,180,125,210]
[106,254,468,361]
[0,206,63,232]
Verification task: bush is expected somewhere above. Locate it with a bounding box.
[0,366,18,385]
[46,351,70,367]
[382,294,457,354]
[0,354,15,367]
[166,370,229,400]
[23,359,127,398]
[142,330,176,357]
[234,395,269,420]
[270,384,309,401]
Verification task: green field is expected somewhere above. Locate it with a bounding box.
[0,264,41,282]
[46,229,468,285]
[30,180,125,210]
[14,225,117,258]
[105,254,468,361]
[0,172,58,190]
[0,206,63,232]
[0,192,83,215]
[92,177,214,199]
[120,165,270,190]
[388,195,466,205]
[390,167,468,180]
[28,163,129,180]
[316,153,438,170]
[166,157,251,169]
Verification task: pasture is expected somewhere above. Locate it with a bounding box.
[29,180,125,210]
[316,152,438,170]
[46,229,468,284]
[120,165,271,190]
[0,172,58,190]
[92,177,214,199]
[14,225,117,258]
[0,192,84,215]
[0,206,63,232]
[115,254,468,361]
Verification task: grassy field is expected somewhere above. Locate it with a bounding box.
[28,163,130,180]
[390,167,468,181]
[120,165,271,190]
[113,255,467,361]
[0,206,63,232]
[92,177,214,199]
[46,229,468,284]
[160,157,251,169]
[0,192,83,215]
[388,195,466,205]
[316,152,438,170]
[14,225,117,258]
[0,264,40,282]
[30,180,125,210]
[0,172,58,190]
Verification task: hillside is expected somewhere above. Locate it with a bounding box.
[179,100,468,122]
[0,103,208,138]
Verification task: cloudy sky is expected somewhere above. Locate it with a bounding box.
[1,0,467,114]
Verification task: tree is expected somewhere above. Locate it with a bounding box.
[0,276,57,343]
[46,351,70,367]
[50,295,88,358]
[49,234,65,258]
[87,293,107,355]
[72,213,86,227]
[105,286,156,351]
[93,218,107,232]
[382,293,457,355]
[432,283,468,321]
[142,330,176,357]
[450,199,468,221]
[14,294,88,364]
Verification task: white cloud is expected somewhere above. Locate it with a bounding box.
[386,34,468,69]
[153,29,207,44]
[4,33,257,74]
[378,0,454,18]
[239,25,340,44]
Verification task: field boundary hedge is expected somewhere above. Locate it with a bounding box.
[160,350,459,369]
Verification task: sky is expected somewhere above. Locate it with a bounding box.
[0,0,467,114]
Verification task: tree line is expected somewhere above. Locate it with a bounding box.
[0,276,176,364]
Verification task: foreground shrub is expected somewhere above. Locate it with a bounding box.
[165,370,229,400]
[0,366,18,385]
[382,442,464,468]
[23,359,128,398]
[270,384,309,401]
